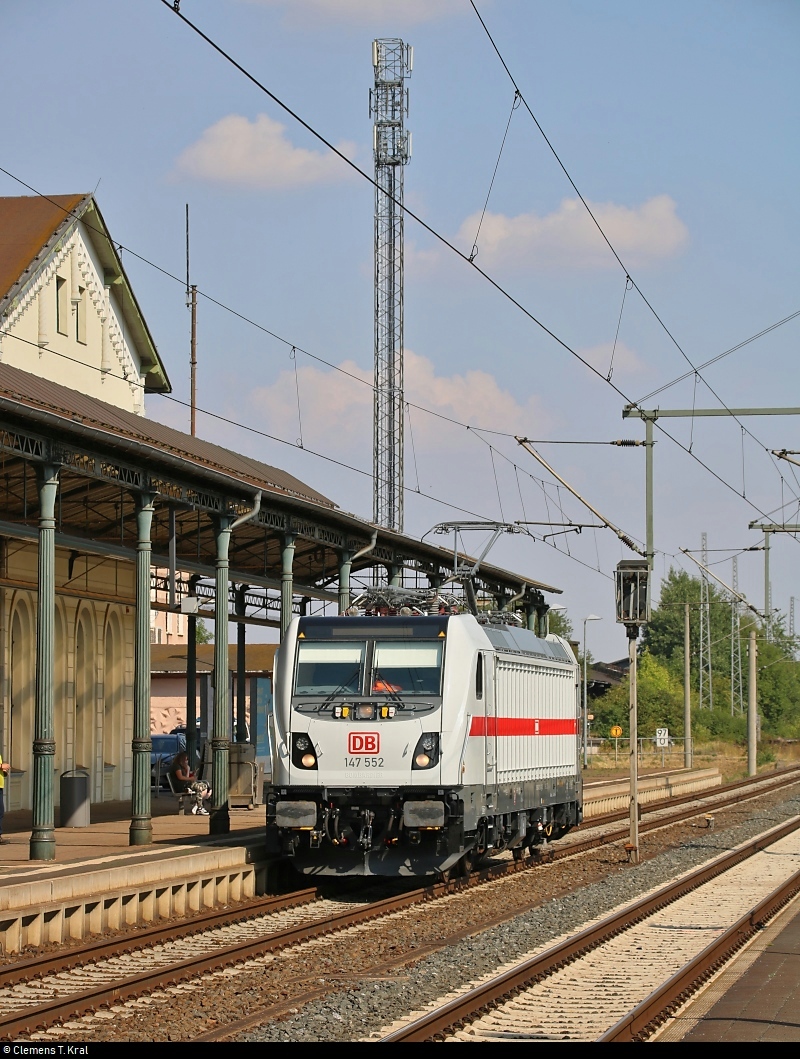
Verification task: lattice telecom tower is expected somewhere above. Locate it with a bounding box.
[371,38,412,532]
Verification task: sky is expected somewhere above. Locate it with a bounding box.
[3,0,799,661]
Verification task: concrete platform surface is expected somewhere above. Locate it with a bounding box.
[657,892,800,1042]
[0,795,265,877]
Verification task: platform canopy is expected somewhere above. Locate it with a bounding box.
[0,362,560,619]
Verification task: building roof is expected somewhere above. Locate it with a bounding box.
[0,360,561,601]
[0,361,334,508]
[0,193,170,393]
[151,643,278,674]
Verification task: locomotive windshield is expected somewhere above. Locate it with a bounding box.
[371,641,442,696]
[295,642,365,695]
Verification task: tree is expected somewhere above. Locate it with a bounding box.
[593,650,687,738]
[195,617,213,644]
[548,607,573,641]
[643,567,800,739]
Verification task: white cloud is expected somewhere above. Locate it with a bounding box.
[456,195,689,270]
[239,0,464,26]
[579,340,644,378]
[172,113,356,191]
[250,349,552,458]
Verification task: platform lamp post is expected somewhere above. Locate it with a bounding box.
[582,616,601,768]
[615,559,651,866]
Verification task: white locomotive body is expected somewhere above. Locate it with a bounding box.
[266,613,582,876]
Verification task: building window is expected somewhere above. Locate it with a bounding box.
[55,276,68,335]
[76,287,87,344]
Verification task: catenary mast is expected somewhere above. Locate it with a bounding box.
[371,39,412,532]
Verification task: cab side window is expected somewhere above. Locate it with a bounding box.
[476,653,483,700]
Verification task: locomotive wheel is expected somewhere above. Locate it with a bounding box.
[512,846,526,861]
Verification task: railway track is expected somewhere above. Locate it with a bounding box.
[377,815,800,1042]
[3,766,798,1042]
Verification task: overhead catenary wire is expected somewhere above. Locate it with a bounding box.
[2,14,794,584]
[637,308,800,404]
[154,2,800,537]
[0,326,616,582]
[469,90,520,262]
[3,151,797,528]
[466,1,800,501]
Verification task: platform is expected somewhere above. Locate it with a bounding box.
[657,892,800,1042]
[0,797,268,954]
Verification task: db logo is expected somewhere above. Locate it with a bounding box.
[348,732,380,754]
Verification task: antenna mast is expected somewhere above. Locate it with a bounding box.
[371,38,412,532]
[186,204,197,437]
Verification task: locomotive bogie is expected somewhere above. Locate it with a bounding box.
[266,612,582,876]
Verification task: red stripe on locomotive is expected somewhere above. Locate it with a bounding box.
[469,717,577,737]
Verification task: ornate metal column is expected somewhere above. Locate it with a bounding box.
[130,492,155,846]
[210,516,232,835]
[338,550,352,615]
[30,465,59,861]
[280,534,296,639]
[185,574,201,770]
[235,584,249,743]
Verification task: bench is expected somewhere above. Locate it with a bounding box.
[166,770,192,815]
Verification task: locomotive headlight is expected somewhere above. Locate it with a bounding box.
[412,733,439,770]
[355,703,375,720]
[291,733,318,769]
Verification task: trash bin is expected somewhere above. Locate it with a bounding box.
[60,769,91,827]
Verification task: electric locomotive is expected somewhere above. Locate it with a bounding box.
[266,602,582,877]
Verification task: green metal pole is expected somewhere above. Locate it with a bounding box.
[185,574,200,769]
[30,465,59,861]
[280,534,296,638]
[210,516,232,835]
[130,493,155,846]
[236,584,248,743]
[338,550,352,615]
[645,415,654,574]
[628,628,639,864]
[764,530,771,641]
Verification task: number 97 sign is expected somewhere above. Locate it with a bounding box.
[655,727,669,748]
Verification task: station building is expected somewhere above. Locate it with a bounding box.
[0,193,560,861]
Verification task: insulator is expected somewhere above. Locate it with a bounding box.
[612,439,640,446]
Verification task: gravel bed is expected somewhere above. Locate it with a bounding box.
[20,787,800,1043]
[240,791,800,1043]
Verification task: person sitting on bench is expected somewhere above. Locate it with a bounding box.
[169,751,212,816]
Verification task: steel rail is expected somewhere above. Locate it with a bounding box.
[1,887,318,988]
[598,866,800,1041]
[3,768,798,1040]
[0,857,535,1041]
[378,814,800,1041]
[543,768,800,863]
[4,766,796,994]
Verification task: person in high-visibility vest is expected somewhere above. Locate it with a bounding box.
[0,752,10,845]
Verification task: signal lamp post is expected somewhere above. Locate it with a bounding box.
[615,560,651,866]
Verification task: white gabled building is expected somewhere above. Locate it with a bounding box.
[0,193,170,413]
[0,194,170,814]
